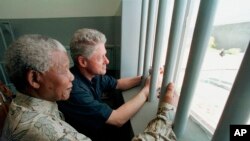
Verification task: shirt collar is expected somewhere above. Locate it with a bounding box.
[13,92,60,118]
[71,66,99,86]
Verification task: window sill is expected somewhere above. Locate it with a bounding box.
[122,86,212,141]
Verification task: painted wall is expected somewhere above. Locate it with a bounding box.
[0,0,122,70]
[0,0,121,19]
[120,0,141,77]
[0,17,121,45]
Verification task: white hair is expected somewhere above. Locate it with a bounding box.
[4,34,66,91]
[70,28,106,64]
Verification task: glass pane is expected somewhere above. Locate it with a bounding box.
[176,0,250,134]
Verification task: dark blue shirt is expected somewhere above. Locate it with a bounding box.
[57,66,117,138]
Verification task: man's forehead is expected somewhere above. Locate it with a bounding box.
[51,51,69,65]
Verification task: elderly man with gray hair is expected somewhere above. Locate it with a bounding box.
[0,34,91,141]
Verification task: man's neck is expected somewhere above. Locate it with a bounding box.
[79,68,95,81]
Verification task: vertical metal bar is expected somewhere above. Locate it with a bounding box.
[148,0,173,101]
[212,42,250,141]
[137,0,149,76]
[0,27,8,62]
[159,0,188,100]
[0,63,8,84]
[173,0,219,137]
[2,22,15,41]
[142,0,159,78]
[0,27,8,50]
[172,0,195,85]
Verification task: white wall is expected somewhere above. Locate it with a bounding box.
[0,0,121,19]
[120,0,141,77]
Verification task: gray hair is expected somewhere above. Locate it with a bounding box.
[70,28,106,64]
[4,34,66,92]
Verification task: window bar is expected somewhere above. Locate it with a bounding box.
[173,0,219,137]
[0,63,8,84]
[142,0,158,78]
[148,0,173,102]
[212,42,250,141]
[1,22,15,41]
[159,0,188,100]
[0,27,8,50]
[137,0,149,76]
[172,0,195,85]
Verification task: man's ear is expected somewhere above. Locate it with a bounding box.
[77,56,88,68]
[27,70,41,89]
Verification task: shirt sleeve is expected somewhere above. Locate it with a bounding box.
[70,86,113,122]
[58,79,113,129]
[100,75,118,92]
[132,103,177,141]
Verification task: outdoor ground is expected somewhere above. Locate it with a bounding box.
[177,47,245,133]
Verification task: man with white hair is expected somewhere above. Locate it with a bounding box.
[0,34,90,141]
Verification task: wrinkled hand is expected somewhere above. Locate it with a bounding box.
[143,66,164,98]
[162,83,179,106]
[142,76,151,98]
[144,76,151,88]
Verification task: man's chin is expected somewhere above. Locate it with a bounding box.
[61,94,70,101]
[101,70,107,75]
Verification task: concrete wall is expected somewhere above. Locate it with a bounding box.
[0,0,121,19]
[120,0,141,77]
[0,0,122,70]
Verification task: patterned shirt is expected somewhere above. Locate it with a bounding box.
[1,92,176,141]
[132,103,177,141]
[0,93,91,141]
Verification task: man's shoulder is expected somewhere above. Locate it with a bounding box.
[69,77,94,101]
[70,67,92,87]
[98,75,117,83]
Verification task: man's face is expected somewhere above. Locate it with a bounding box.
[85,43,109,76]
[38,51,74,101]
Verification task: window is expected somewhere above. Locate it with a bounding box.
[175,0,250,134]
[121,0,249,138]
